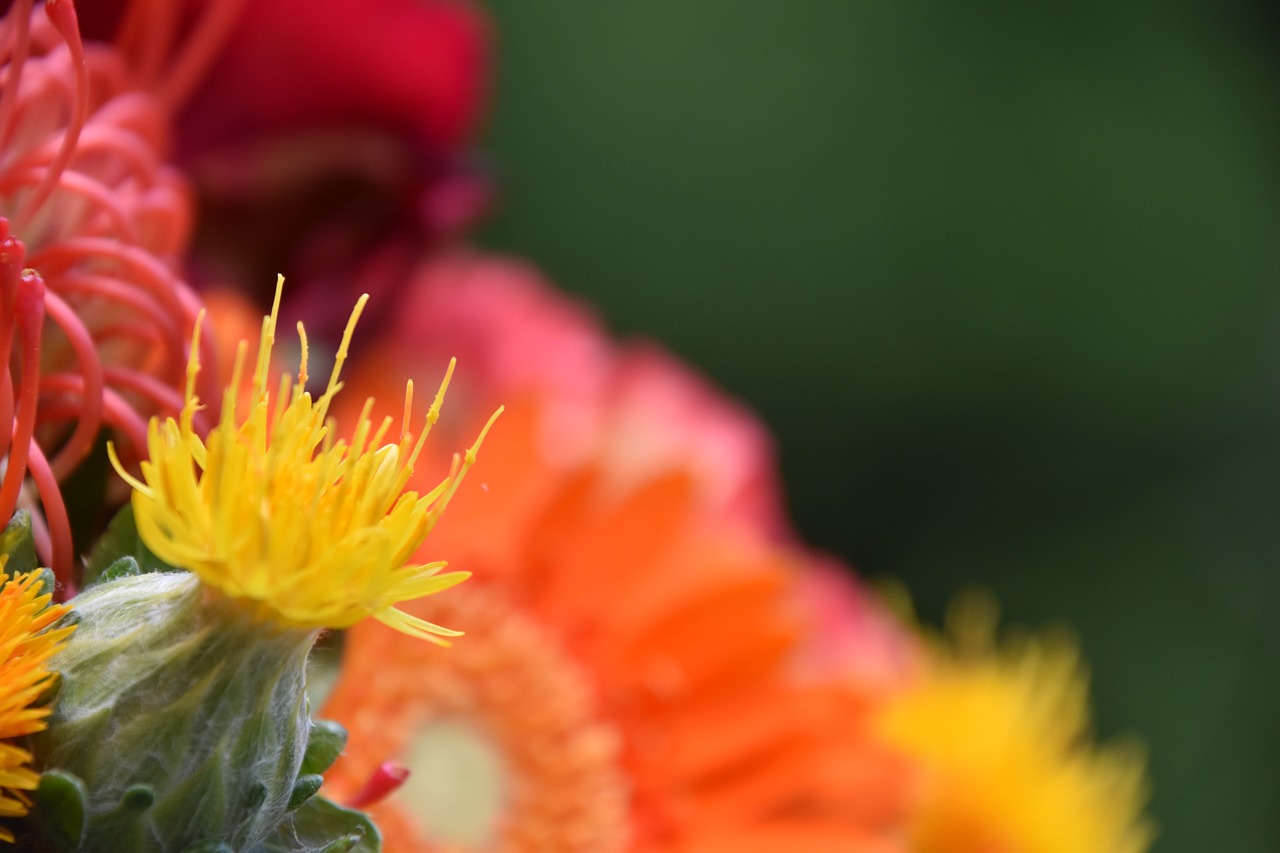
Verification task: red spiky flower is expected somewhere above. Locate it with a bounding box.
[0,0,211,592]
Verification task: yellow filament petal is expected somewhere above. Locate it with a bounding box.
[108,278,495,640]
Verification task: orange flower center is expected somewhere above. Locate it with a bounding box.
[323,584,629,852]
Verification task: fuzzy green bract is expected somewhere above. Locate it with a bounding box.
[19,571,379,852]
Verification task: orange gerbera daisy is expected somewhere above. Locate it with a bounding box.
[315,252,910,852]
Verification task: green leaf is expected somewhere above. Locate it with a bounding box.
[99,556,144,584]
[83,504,177,587]
[0,510,38,575]
[29,769,88,847]
[299,721,348,777]
[120,785,156,812]
[244,782,268,813]
[253,796,380,853]
[287,775,324,811]
[79,784,156,852]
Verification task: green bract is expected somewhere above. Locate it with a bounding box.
[23,571,377,852]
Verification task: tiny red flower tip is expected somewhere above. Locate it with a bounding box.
[346,760,411,810]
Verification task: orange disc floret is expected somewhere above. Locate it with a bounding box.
[324,583,629,853]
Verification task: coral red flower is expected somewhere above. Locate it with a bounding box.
[317,252,910,852]
[0,0,207,589]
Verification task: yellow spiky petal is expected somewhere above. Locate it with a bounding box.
[0,557,74,842]
[109,276,500,643]
[878,593,1153,853]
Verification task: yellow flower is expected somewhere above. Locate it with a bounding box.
[878,593,1153,853]
[109,277,499,643]
[0,559,74,842]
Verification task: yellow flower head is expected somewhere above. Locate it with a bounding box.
[109,277,500,643]
[878,592,1153,853]
[0,558,74,842]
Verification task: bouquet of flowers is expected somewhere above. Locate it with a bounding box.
[0,1,1152,850]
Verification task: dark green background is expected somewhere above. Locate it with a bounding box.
[478,2,1280,850]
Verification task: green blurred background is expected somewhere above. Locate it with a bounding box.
[477,2,1280,850]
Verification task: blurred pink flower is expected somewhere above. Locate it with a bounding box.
[791,556,920,688]
[380,250,788,533]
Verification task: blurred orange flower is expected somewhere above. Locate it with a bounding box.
[317,252,910,852]
[202,253,1152,853]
